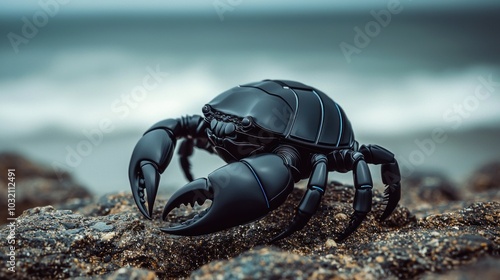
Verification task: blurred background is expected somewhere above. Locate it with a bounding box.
[1,0,499,196]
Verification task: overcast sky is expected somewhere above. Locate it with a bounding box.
[2,0,500,16]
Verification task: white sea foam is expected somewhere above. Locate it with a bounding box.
[1,49,498,139]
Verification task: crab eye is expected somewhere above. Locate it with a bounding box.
[241,117,252,128]
[202,105,211,115]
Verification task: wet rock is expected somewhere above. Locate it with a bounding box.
[420,257,500,280]
[77,267,158,280]
[468,161,500,192]
[0,182,498,279]
[402,166,500,219]
[402,171,461,209]
[91,222,114,232]
[193,192,499,279]
[191,246,335,279]
[0,152,92,224]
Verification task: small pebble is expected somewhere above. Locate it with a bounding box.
[91,222,114,232]
[335,213,348,220]
[325,238,337,248]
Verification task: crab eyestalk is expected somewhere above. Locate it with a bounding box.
[161,154,294,235]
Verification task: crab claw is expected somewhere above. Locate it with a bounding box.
[161,154,294,236]
[131,162,160,219]
[161,178,215,234]
[129,128,176,219]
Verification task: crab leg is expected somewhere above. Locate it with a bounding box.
[270,154,328,242]
[325,149,374,241]
[128,115,207,219]
[336,151,373,241]
[359,144,401,220]
[178,139,195,182]
[178,137,215,182]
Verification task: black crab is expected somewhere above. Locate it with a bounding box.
[128,80,401,242]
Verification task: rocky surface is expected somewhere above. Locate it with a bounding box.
[0,155,499,279]
[0,152,92,223]
[468,161,500,192]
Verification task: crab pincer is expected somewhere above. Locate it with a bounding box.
[160,154,295,235]
[128,116,207,219]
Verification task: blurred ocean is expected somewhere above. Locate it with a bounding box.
[1,8,499,195]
